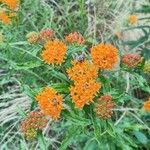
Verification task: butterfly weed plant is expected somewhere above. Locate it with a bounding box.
[0,0,150,150]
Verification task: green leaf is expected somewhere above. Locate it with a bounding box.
[133,131,148,144]
[37,130,47,150]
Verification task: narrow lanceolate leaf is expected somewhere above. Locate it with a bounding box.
[37,130,47,150]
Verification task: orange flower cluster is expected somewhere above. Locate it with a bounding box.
[39,28,54,42]
[91,43,118,70]
[128,15,137,25]
[36,87,63,120]
[143,98,150,112]
[0,9,10,24]
[21,111,48,140]
[67,60,101,109]
[122,53,142,68]
[1,0,19,10]
[94,95,115,119]
[65,32,85,44]
[26,28,54,44]
[41,40,67,65]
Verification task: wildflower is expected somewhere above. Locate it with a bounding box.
[128,15,137,25]
[70,79,101,109]
[26,31,39,44]
[20,111,48,140]
[39,28,54,42]
[143,98,150,112]
[143,61,150,74]
[65,32,85,44]
[41,40,67,65]
[122,53,142,68]
[67,60,98,82]
[36,87,63,120]
[0,9,11,24]
[91,43,118,70]
[1,0,19,10]
[94,95,115,119]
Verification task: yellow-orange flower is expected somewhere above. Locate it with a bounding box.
[143,98,150,112]
[94,95,115,119]
[65,32,85,44]
[91,43,118,70]
[36,87,63,120]
[128,15,137,25]
[70,79,101,109]
[67,60,98,82]
[41,40,67,65]
[143,61,150,74]
[1,0,19,10]
[0,9,11,24]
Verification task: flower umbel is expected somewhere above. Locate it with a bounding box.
[128,15,137,25]
[1,0,19,10]
[0,9,11,24]
[39,28,54,42]
[143,98,150,112]
[70,79,101,109]
[41,40,67,65]
[20,111,48,140]
[122,53,142,68]
[67,60,98,82]
[94,95,115,119]
[91,43,118,70]
[36,87,63,120]
[26,31,39,44]
[65,32,85,44]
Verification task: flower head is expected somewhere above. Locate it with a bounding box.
[94,95,115,119]
[41,40,67,65]
[143,61,150,74]
[65,32,85,44]
[0,9,11,24]
[128,15,137,25]
[70,79,101,109]
[143,98,150,112]
[39,28,54,42]
[1,0,19,10]
[67,60,98,82]
[122,53,142,68]
[21,111,48,140]
[91,43,118,70]
[36,87,63,120]
[26,31,39,44]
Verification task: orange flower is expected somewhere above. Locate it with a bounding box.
[41,40,67,65]
[36,87,63,120]
[128,15,137,25]
[67,60,98,82]
[65,32,85,44]
[94,95,115,119]
[70,79,101,109]
[0,9,11,24]
[143,98,150,112]
[122,53,142,68]
[1,0,19,10]
[21,111,48,140]
[91,43,118,70]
